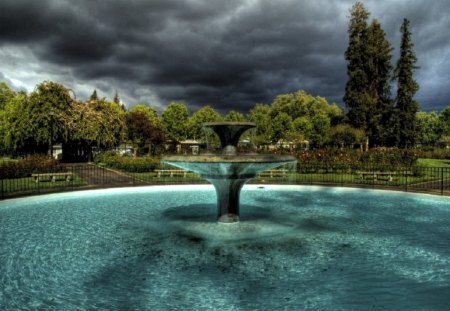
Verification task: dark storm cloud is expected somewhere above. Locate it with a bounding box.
[1,0,450,113]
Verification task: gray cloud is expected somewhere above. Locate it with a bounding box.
[0,0,449,114]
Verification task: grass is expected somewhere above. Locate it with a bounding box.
[1,175,86,194]
[416,158,450,168]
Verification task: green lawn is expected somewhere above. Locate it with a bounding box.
[416,158,450,168]
[1,175,86,194]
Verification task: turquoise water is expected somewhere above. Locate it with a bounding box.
[1,185,449,310]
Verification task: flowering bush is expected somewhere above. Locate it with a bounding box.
[295,147,418,169]
[94,151,161,172]
[0,154,60,179]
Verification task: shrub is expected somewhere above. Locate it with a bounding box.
[359,147,418,169]
[415,148,450,159]
[294,147,418,169]
[0,154,61,179]
[94,152,161,172]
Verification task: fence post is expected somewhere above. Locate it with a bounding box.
[1,178,4,200]
[37,172,40,194]
[441,168,444,195]
[405,167,408,192]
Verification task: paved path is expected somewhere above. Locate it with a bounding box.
[64,163,144,187]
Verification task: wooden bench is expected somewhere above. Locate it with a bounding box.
[31,172,73,183]
[155,169,188,178]
[259,169,289,178]
[357,171,396,182]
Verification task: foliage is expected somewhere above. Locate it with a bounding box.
[343,3,394,147]
[438,106,450,139]
[128,104,160,126]
[360,147,417,168]
[187,105,222,141]
[392,18,420,148]
[365,19,394,146]
[328,124,365,147]
[415,148,450,160]
[1,81,76,153]
[248,104,273,144]
[271,112,293,143]
[295,147,417,168]
[161,101,189,143]
[344,2,371,130]
[70,98,126,149]
[0,154,60,179]
[415,112,442,146]
[270,90,342,145]
[224,110,246,122]
[94,151,160,172]
[0,82,16,110]
[125,109,164,155]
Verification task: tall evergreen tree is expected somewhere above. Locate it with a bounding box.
[392,18,419,148]
[90,89,98,101]
[344,3,393,147]
[343,2,370,132]
[113,90,120,104]
[365,19,393,146]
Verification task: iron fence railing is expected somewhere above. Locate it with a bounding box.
[1,164,449,200]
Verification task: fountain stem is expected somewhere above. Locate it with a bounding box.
[162,122,296,223]
[204,176,254,223]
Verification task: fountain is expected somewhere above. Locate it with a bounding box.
[163,122,296,223]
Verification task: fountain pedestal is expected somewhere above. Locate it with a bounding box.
[209,178,246,223]
[163,122,296,223]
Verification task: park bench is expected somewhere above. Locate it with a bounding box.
[259,169,289,178]
[31,172,73,183]
[155,169,188,178]
[356,171,397,182]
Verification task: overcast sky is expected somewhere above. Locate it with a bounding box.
[1,0,449,114]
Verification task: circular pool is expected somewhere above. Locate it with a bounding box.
[1,185,449,310]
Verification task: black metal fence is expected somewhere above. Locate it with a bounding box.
[1,164,449,200]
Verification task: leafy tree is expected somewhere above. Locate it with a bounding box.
[292,116,313,139]
[271,112,293,143]
[310,113,331,147]
[248,104,273,146]
[1,92,31,153]
[3,81,75,154]
[0,82,17,153]
[271,90,342,145]
[128,104,160,127]
[416,112,442,146]
[438,106,450,140]
[0,82,16,110]
[187,105,222,141]
[70,98,126,150]
[224,110,246,122]
[126,110,163,156]
[392,18,420,148]
[329,124,365,148]
[161,101,189,143]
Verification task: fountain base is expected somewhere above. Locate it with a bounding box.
[206,177,250,223]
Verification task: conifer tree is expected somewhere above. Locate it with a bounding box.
[365,19,393,146]
[113,90,120,105]
[90,89,98,101]
[343,3,393,147]
[343,2,370,131]
[392,18,419,148]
